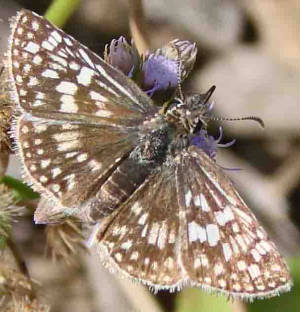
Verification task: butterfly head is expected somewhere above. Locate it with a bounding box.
[164,85,216,135]
[163,83,263,159]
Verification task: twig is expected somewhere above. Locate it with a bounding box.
[271,148,300,196]
[117,276,163,312]
[86,251,163,312]
[230,300,247,312]
[128,0,150,54]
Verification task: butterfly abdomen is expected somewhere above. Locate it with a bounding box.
[88,126,171,221]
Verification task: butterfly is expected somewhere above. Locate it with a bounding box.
[8,9,291,299]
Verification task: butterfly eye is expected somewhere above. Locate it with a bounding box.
[185,94,202,109]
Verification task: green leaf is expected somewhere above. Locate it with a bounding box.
[1,176,40,201]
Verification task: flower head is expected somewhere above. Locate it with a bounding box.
[0,184,23,238]
[46,219,87,266]
[141,39,197,100]
[190,129,218,159]
[155,39,197,81]
[104,36,140,77]
[142,54,178,95]
[105,37,197,102]
[190,127,236,160]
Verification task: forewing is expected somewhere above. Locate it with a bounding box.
[8,10,156,126]
[8,10,158,221]
[97,169,184,290]
[177,146,291,299]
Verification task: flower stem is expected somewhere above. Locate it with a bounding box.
[128,0,150,54]
[44,0,81,27]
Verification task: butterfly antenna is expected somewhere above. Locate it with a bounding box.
[172,43,184,101]
[207,115,265,128]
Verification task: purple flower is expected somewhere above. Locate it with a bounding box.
[104,37,139,77]
[190,127,236,160]
[156,39,197,81]
[190,129,218,159]
[104,38,197,100]
[142,54,178,95]
[142,39,197,97]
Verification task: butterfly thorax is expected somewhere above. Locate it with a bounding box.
[132,126,172,164]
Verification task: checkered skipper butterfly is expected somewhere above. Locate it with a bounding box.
[8,9,291,299]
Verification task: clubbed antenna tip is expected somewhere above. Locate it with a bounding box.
[243,116,265,128]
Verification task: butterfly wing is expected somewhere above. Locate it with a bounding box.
[96,169,184,289]
[176,146,291,298]
[96,146,291,298]
[8,10,157,220]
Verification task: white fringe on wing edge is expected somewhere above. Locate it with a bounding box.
[94,239,292,301]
